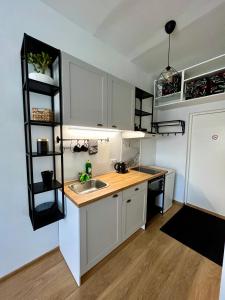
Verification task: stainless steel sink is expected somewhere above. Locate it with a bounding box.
[69,179,109,195]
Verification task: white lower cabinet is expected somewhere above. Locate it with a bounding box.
[59,182,147,286]
[122,188,147,241]
[80,193,122,274]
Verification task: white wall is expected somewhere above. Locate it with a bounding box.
[0,0,150,277]
[156,100,225,202]
[61,127,122,180]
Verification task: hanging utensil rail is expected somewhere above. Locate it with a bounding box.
[56,136,110,143]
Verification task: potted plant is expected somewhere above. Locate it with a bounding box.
[27,52,57,85]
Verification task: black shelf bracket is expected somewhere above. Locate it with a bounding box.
[152,120,185,136]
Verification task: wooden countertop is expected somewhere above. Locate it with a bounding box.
[64,169,167,207]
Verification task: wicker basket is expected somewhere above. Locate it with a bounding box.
[32,108,54,122]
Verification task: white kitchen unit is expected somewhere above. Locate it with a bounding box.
[62,52,135,130]
[108,75,135,130]
[62,52,108,127]
[59,182,147,286]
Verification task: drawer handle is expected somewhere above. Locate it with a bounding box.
[126,199,131,203]
[97,123,103,127]
[113,194,118,198]
[135,187,139,191]
[112,125,117,128]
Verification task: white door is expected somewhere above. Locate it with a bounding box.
[108,75,135,130]
[186,110,225,216]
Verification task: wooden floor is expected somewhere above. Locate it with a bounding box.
[0,204,222,300]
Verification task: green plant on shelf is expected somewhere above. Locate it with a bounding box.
[27,52,53,74]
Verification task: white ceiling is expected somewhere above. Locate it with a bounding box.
[41,0,225,75]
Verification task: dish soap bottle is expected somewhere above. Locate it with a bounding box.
[85,160,92,178]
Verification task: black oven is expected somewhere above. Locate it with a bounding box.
[147,175,165,222]
[131,166,165,222]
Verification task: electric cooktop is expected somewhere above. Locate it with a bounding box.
[131,166,161,175]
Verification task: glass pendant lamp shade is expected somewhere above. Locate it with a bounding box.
[156,20,181,98]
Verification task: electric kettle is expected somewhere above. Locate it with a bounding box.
[114,162,128,174]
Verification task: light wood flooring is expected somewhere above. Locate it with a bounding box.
[0,204,222,300]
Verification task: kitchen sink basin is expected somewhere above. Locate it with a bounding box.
[69,179,109,195]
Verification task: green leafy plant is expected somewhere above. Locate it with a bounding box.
[27,52,53,74]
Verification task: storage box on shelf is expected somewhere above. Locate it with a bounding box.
[154,71,183,109]
[21,33,64,230]
[154,54,225,110]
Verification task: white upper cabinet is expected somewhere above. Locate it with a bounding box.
[62,52,108,127]
[108,75,135,130]
[62,52,135,129]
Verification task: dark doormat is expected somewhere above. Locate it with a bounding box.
[160,205,225,266]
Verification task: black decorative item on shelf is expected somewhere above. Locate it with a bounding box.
[152,120,185,136]
[21,33,64,230]
[135,87,154,133]
[185,70,225,100]
[156,20,181,98]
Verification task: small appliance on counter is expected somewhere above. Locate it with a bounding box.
[114,162,128,174]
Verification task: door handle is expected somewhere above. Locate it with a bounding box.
[112,125,117,128]
[97,123,103,127]
[126,199,131,203]
[113,194,118,198]
[135,187,139,191]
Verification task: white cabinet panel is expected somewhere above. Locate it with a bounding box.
[108,75,135,130]
[80,192,122,273]
[62,52,107,127]
[122,183,147,240]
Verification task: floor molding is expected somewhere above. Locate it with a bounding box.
[186,203,225,220]
[0,247,59,282]
[173,200,184,207]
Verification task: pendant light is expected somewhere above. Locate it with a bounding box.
[156,20,181,96]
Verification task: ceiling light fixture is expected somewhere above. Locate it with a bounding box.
[157,20,180,89]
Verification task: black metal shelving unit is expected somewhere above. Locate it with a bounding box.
[21,34,64,230]
[135,87,154,133]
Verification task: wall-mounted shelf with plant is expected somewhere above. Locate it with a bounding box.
[21,33,64,230]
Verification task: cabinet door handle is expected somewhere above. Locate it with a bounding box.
[135,187,139,191]
[126,199,131,203]
[113,194,118,198]
[97,123,103,127]
[112,125,117,128]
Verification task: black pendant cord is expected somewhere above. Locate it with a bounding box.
[167,34,171,68]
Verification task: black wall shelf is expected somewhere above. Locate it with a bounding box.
[21,33,64,230]
[27,151,62,157]
[152,120,185,136]
[23,79,60,96]
[135,109,152,117]
[29,120,61,127]
[30,180,62,195]
[135,87,154,133]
